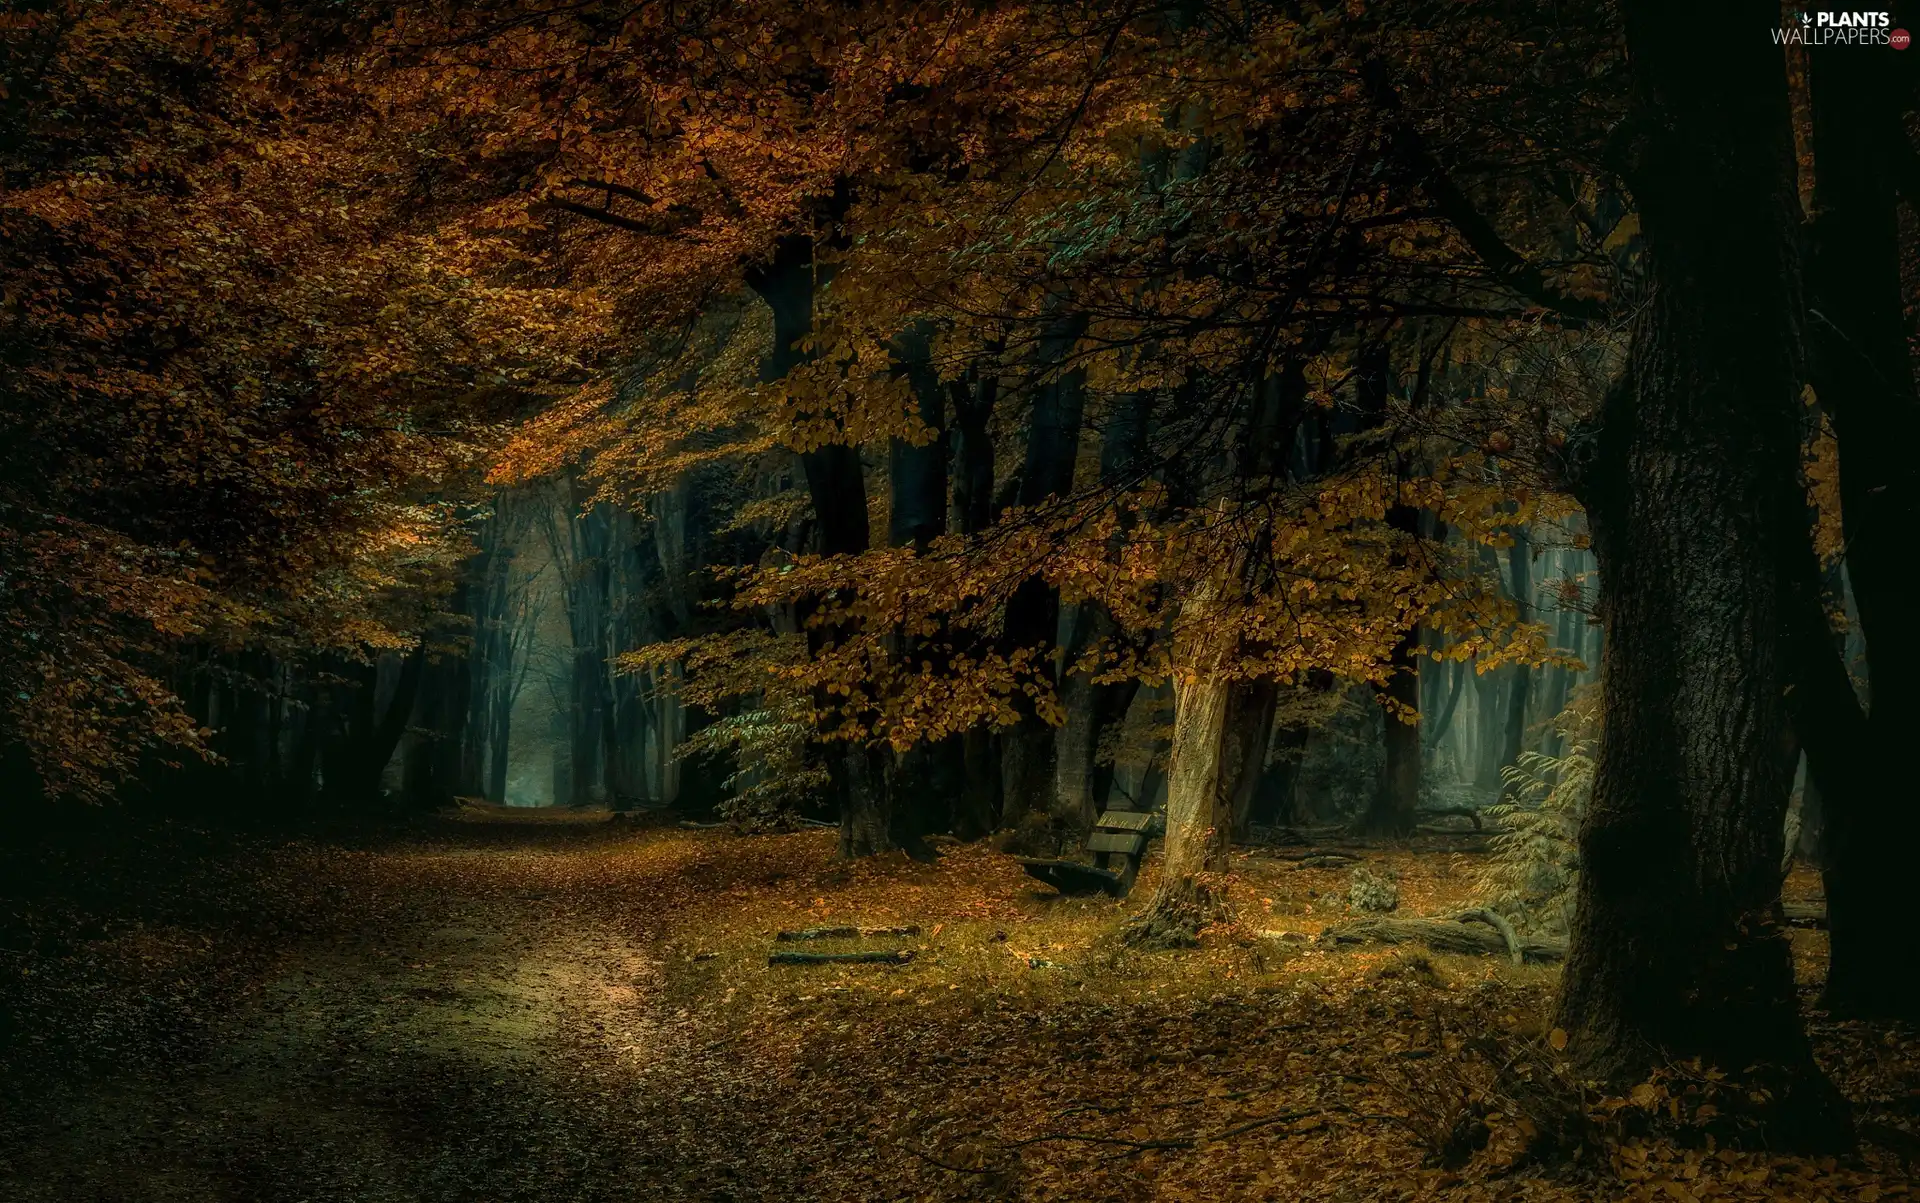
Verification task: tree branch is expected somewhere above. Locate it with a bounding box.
[541,198,694,237]
[1360,60,1608,324]
[561,178,663,207]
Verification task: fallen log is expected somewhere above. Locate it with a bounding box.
[1315,915,1565,963]
[1415,806,1485,831]
[1450,907,1524,966]
[774,925,921,942]
[767,949,916,966]
[1289,854,1360,870]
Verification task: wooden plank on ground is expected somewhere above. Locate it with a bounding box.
[767,949,915,966]
[774,925,921,942]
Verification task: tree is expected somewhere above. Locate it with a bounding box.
[1784,30,1920,1021]
[0,2,584,803]
[1553,0,1847,1144]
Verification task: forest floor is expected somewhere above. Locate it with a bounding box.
[0,805,1914,1203]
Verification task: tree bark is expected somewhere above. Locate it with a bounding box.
[745,234,891,856]
[1424,657,1467,757]
[947,367,1003,838]
[1555,0,1847,1146]
[1127,592,1234,946]
[884,322,951,851]
[1223,679,1277,841]
[999,311,1089,822]
[1355,345,1421,837]
[887,322,949,554]
[1796,30,1920,1021]
[954,726,1001,839]
[1536,572,1582,761]
[1053,388,1155,831]
[1497,525,1533,791]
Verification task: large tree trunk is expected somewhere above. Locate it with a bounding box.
[1796,33,1920,1021]
[1555,0,1846,1146]
[1364,640,1421,836]
[1125,669,1233,946]
[289,685,324,808]
[547,481,615,808]
[887,322,949,553]
[1536,571,1583,761]
[1471,655,1504,790]
[954,726,1001,839]
[600,506,651,810]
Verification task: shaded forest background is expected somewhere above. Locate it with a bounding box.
[2,0,1916,1161]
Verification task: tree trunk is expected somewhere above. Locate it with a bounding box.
[948,367,1002,837]
[1472,656,1504,790]
[1355,345,1421,837]
[1248,719,1308,829]
[954,726,1001,839]
[746,234,889,856]
[887,322,949,554]
[998,311,1089,822]
[1556,0,1846,1145]
[1053,389,1155,831]
[1223,679,1277,841]
[407,626,469,810]
[1797,29,1920,1021]
[1364,644,1421,837]
[290,685,324,808]
[1424,657,1467,756]
[1536,579,1582,760]
[835,743,892,858]
[884,322,951,850]
[1127,593,1234,947]
[1497,525,1533,792]
[1052,647,1103,830]
[1126,667,1233,947]
[487,672,513,804]
[316,644,423,806]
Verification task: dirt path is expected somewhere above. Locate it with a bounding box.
[0,813,814,1203]
[3,810,1912,1203]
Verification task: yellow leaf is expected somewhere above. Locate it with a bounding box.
[1548,1027,1568,1051]
[1603,212,1641,253]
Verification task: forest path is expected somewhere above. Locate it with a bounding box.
[0,809,826,1202]
[2,808,1910,1203]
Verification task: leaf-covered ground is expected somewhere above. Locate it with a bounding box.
[0,806,1913,1201]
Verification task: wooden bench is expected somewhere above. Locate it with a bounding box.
[1015,809,1153,899]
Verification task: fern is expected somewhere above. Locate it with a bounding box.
[1478,686,1598,938]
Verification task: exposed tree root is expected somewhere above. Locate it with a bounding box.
[1123,878,1230,950]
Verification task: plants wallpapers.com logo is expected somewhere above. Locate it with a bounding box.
[1775,9,1910,46]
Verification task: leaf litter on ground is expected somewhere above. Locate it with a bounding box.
[0,804,1910,1201]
